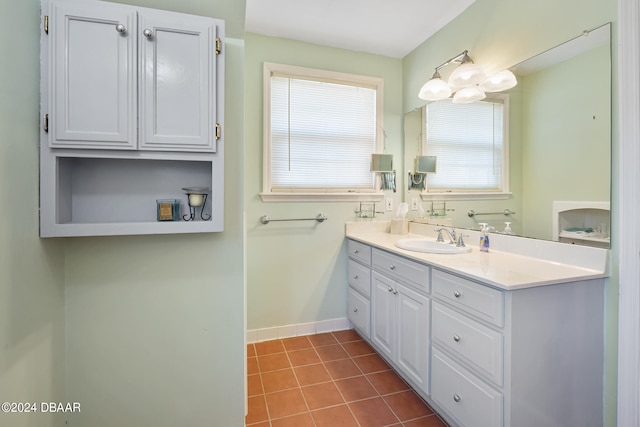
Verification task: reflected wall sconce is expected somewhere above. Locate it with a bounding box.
[418,50,517,104]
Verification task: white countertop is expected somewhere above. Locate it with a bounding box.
[346,221,609,290]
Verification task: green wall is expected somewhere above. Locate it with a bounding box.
[0,1,67,426]
[244,33,403,331]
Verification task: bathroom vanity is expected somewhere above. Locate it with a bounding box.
[346,221,607,427]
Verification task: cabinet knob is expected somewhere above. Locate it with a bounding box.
[392,289,398,295]
[454,290,461,298]
[453,394,461,403]
[390,264,396,270]
[387,287,394,293]
[354,275,359,279]
[354,249,359,254]
[353,308,358,313]
[115,24,127,34]
[453,334,461,342]
[143,29,153,38]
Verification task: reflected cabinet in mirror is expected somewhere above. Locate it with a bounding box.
[404,23,611,248]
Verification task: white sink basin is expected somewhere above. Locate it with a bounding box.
[395,237,471,254]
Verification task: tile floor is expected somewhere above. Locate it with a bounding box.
[246,329,449,427]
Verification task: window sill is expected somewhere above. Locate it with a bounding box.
[260,192,386,202]
[420,192,511,201]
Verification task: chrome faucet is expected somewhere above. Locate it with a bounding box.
[436,228,457,244]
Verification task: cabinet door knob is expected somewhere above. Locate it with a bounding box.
[453,334,461,342]
[115,24,126,34]
[454,290,461,298]
[354,275,359,279]
[390,264,396,270]
[353,308,358,313]
[387,287,394,293]
[143,29,153,38]
[354,249,359,254]
[392,289,398,295]
[453,394,461,402]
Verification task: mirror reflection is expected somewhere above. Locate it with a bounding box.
[404,23,611,248]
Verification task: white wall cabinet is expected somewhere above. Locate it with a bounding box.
[346,239,605,427]
[40,0,224,237]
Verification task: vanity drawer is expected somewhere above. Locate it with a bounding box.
[348,239,371,266]
[432,269,504,327]
[432,348,503,427]
[432,302,503,386]
[372,248,430,292]
[348,288,370,338]
[348,260,371,297]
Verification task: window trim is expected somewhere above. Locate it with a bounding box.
[420,94,511,201]
[260,62,385,202]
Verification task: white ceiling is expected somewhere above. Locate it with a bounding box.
[244,0,476,59]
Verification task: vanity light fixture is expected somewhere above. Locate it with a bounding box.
[418,50,517,103]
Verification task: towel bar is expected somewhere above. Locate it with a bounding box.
[468,209,515,218]
[260,213,328,225]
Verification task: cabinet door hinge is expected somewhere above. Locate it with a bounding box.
[215,123,221,140]
[43,114,49,132]
[215,37,222,55]
[44,15,49,34]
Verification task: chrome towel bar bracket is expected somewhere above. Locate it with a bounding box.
[260,213,328,225]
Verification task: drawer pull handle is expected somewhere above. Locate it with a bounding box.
[454,290,461,298]
[453,334,461,342]
[390,264,396,270]
[453,394,461,403]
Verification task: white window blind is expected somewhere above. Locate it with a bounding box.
[424,98,506,193]
[268,71,378,191]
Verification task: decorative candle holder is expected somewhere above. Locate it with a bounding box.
[182,187,211,221]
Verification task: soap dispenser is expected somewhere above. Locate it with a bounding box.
[479,223,490,252]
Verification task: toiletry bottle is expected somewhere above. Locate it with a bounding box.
[479,223,490,252]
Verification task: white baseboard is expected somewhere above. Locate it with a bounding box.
[246,317,352,343]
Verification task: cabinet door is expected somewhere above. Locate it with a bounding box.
[50,1,137,149]
[371,272,395,360]
[396,283,430,395]
[139,11,220,152]
[348,288,370,339]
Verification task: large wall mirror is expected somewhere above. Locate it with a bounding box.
[404,23,611,248]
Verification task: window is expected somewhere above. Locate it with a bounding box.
[423,96,510,198]
[262,63,384,201]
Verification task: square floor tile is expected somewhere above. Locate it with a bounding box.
[294,363,331,386]
[311,404,359,427]
[247,343,256,357]
[247,356,259,375]
[282,336,312,351]
[265,388,308,419]
[262,368,299,393]
[308,332,339,347]
[288,348,321,366]
[315,344,349,362]
[348,397,400,427]
[245,395,268,425]
[342,340,375,357]
[270,412,315,427]
[258,352,291,372]
[335,376,379,402]
[366,370,409,395]
[324,358,362,380]
[247,374,263,396]
[332,329,363,343]
[301,381,345,410]
[383,390,433,421]
[352,354,390,374]
[255,339,285,355]
[403,415,450,427]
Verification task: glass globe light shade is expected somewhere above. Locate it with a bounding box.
[418,77,452,101]
[448,62,487,88]
[479,70,518,92]
[452,86,486,104]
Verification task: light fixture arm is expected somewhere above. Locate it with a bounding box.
[433,50,470,73]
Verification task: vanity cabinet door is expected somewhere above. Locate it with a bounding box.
[396,283,430,395]
[348,288,370,339]
[371,272,396,360]
[138,11,220,152]
[49,1,137,149]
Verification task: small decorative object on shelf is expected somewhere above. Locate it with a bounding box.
[182,187,211,221]
[156,199,181,221]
